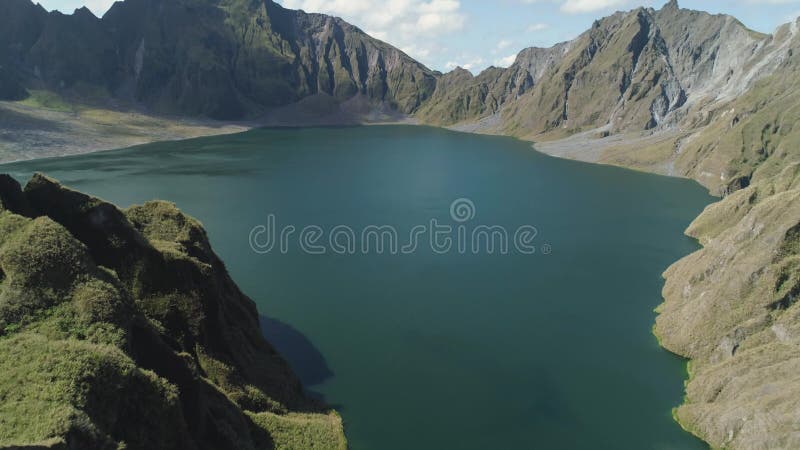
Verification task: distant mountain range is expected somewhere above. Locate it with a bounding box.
[2,0,798,193]
[0,0,436,118]
[1,0,799,449]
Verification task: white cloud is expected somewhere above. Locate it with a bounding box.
[560,0,628,13]
[519,0,632,14]
[37,0,115,16]
[461,58,484,71]
[280,0,466,66]
[400,43,432,59]
[443,56,485,72]
[496,39,513,50]
[417,0,465,31]
[526,22,550,32]
[494,53,518,67]
[84,0,115,15]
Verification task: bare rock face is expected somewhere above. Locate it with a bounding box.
[420,1,796,150]
[515,43,574,83]
[666,21,800,195]
[429,6,693,137]
[261,4,437,114]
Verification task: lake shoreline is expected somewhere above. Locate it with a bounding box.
[0,102,709,193]
[1,111,720,448]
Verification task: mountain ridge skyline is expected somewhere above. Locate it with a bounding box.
[35,0,800,73]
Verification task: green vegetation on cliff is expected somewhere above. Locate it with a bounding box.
[0,0,435,120]
[0,174,345,449]
[656,163,800,450]
[651,22,800,447]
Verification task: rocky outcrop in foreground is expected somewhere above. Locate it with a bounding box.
[0,174,346,449]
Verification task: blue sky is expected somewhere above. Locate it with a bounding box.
[37,0,800,73]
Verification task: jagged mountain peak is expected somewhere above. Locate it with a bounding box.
[419,0,792,141]
[513,42,573,78]
[488,4,687,136]
[446,66,474,77]
[72,5,97,18]
[663,0,679,10]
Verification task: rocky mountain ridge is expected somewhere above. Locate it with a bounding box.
[0,0,795,166]
[437,1,787,137]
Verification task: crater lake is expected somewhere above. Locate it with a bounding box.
[3,125,713,450]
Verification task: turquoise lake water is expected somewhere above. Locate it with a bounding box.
[3,126,713,449]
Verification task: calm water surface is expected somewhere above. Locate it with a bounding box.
[4,126,712,449]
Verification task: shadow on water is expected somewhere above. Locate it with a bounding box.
[525,369,579,426]
[258,314,337,405]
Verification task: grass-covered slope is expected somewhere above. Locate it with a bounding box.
[655,164,800,449]
[0,174,345,450]
[649,18,800,449]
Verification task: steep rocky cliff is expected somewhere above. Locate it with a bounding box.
[0,174,346,450]
[414,43,572,125]
[499,7,688,137]
[0,0,435,119]
[426,0,788,145]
